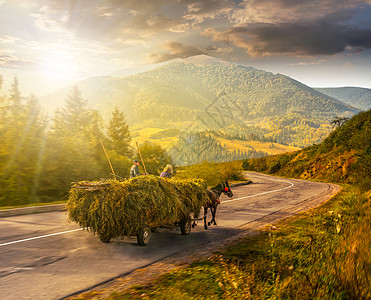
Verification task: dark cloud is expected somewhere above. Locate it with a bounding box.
[148,41,205,63]
[203,10,371,57]
[234,0,371,22]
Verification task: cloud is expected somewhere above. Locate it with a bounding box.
[203,11,371,57]
[231,0,371,24]
[0,54,14,67]
[148,41,205,63]
[3,0,371,76]
[31,0,189,36]
[0,52,35,69]
[290,59,328,66]
[32,6,68,33]
[125,13,190,36]
[182,0,235,23]
[205,45,233,54]
[0,35,19,44]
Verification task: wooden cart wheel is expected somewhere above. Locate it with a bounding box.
[180,218,192,235]
[97,231,111,243]
[137,227,151,246]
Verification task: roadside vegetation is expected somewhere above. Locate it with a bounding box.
[100,187,369,299]
[73,110,370,299]
[175,160,245,187]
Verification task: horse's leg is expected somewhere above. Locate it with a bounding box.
[208,206,213,226]
[204,206,208,230]
[212,204,218,225]
[208,203,219,226]
[208,205,217,226]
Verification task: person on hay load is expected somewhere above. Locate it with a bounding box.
[130,159,142,179]
[160,164,173,178]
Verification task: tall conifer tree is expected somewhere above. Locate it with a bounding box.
[107,107,132,157]
[40,87,103,201]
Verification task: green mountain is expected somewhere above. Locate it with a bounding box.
[41,55,360,147]
[243,109,371,187]
[315,87,371,111]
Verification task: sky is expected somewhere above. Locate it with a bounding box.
[1,0,371,96]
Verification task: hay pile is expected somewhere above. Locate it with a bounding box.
[67,175,208,241]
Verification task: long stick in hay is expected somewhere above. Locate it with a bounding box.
[135,142,148,175]
[100,140,117,180]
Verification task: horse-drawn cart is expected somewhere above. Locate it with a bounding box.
[67,176,208,246]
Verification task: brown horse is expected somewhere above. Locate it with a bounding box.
[193,181,233,230]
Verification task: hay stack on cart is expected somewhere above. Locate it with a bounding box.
[67,175,208,245]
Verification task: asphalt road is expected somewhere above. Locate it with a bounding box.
[0,172,339,300]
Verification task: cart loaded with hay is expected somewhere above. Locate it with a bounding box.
[67,175,209,246]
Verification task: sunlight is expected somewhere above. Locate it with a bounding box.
[38,50,80,81]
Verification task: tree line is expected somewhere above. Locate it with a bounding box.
[170,131,268,166]
[0,77,172,206]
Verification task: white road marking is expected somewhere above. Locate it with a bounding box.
[0,228,83,247]
[223,179,294,204]
[1,176,293,247]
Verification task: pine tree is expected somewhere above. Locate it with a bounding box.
[107,107,132,157]
[39,87,103,201]
[0,77,25,204]
[0,78,47,205]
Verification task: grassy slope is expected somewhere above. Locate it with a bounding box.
[243,109,371,188]
[214,136,300,156]
[131,126,301,160]
[73,110,371,299]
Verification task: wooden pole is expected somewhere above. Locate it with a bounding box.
[100,140,117,180]
[135,142,148,175]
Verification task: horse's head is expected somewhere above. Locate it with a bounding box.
[222,181,233,198]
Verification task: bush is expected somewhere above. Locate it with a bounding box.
[175,161,244,187]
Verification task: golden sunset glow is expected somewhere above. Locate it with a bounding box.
[0,0,370,95]
[38,50,79,80]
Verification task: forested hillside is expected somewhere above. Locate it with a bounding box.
[243,109,371,187]
[41,55,359,147]
[0,79,172,206]
[315,87,371,111]
[169,131,268,165]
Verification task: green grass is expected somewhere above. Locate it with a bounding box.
[175,161,246,187]
[98,185,370,299]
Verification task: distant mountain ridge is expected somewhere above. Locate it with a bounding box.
[41,55,360,147]
[315,87,371,111]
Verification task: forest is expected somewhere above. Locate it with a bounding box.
[0,77,172,206]
[170,131,268,166]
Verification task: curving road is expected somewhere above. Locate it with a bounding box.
[0,172,339,299]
